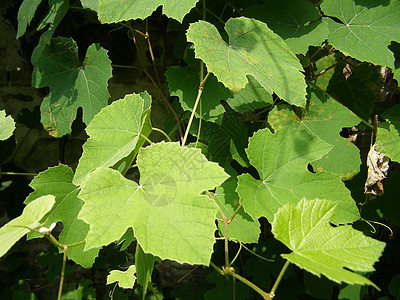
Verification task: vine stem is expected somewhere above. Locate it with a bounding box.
[224,267,272,299]
[0,171,38,176]
[57,245,68,300]
[269,260,291,296]
[151,127,172,142]
[181,72,210,146]
[130,26,184,143]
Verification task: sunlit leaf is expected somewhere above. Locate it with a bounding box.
[73,93,150,185]
[376,104,400,162]
[272,199,385,288]
[237,126,360,224]
[0,110,15,141]
[187,17,307,106]
[78,142,229,264]
[96,0,198,23]
[0,195,55,258]
[25,165,99,268]
[107,265,136,289]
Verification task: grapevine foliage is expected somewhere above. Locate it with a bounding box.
[1,0,400,298]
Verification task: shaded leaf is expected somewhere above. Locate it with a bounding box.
[321,0,400,67]
[237,126,360,224]
[135,244,159,299]
[272,199,385,288]
[73,93,149,185]
[25,165,99,268]
[32,37,112,137]
[269,88,361,179]
[166,66,230,124]
[227,76,273,113]
[327,63,380,121]
[214,178,260,244]
[78,142,229,264]
[244,0,329,54]
[0,195,55,258]
[16,0,42,38]
[376,103,400,162]
[187,17,307,106]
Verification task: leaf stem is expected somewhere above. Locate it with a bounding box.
[224,267,272,299]
[182,72,210,146]
[129,27,184,143]
[0,171,38,176]
[207,190,229,267]
[151,127,172,142]
[269,260,290,297]
[140,133,153,145]
[57,245,68,300]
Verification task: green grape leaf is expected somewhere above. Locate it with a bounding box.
[205,271,250,300]
[166,66,230,124]
[376,104,400,162]
[32,37,112,137]
[135,244,159,299]
[272,198,385,288]
[190,106,249,173]
[25,165,99,268]
[80,0,98,11]
[244,0,329,54]
[16,0,42,38]
[96,0,198,23]
[0,195,55,258]
[214,178,260,244]
[0,110,15,141]
[321,0,400,67]
[36,0,69,37]
[314,55,337,90]
[227,76,273,113]
[78,142,229,265]
[186,17,307,106]
[237,126,360,224]
[269,88,361,179]
[73,93,149,185]
[107,265,136,289]
[327,63,380,121]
